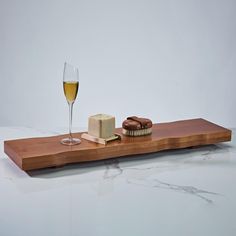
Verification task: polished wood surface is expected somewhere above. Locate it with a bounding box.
[4,119,232,171]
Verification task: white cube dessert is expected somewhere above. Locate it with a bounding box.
[88,114,115,139]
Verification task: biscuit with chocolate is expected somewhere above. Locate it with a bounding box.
[122,116,152,136]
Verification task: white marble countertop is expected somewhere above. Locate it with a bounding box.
[0,127,235,236]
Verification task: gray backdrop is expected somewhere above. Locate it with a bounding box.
[1,0,236,130]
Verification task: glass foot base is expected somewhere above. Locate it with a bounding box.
[61,138,81,146]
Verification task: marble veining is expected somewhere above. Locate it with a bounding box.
[102,158,222,203]
[126,178,221,204]
[103,159,124,180]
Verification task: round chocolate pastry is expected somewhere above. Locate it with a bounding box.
[122,116,153,136]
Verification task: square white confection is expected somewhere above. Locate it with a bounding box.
[88,114,115,139]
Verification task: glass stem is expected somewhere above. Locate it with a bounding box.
[68,102,73,140]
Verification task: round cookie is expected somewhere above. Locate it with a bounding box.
[122,116,152,136]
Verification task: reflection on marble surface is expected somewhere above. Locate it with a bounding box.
[0,127,235,236]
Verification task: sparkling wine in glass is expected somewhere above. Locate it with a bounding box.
[61,62,81,145]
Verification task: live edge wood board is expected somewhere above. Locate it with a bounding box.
[4,118,232,171]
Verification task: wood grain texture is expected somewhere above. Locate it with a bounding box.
[4,119,232,171]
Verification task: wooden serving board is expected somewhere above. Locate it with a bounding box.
[4,119,232,171]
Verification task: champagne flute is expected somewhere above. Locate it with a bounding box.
[61,62,81,145]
